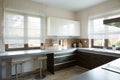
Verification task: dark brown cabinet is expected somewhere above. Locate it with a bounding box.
[76,51,118,69]
[47,49,76,74]
[54,54,76,71]
[47,49,119,74]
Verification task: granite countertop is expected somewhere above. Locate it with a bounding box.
[77,48,120,57]
[0,48,77,58]
[0,47,120,58]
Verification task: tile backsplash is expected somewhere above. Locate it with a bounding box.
[45,38,89,50]
[76,39,89,48]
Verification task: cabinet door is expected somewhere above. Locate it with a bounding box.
[47,17,80,36]
[47,17,61,36]
[77,52,94,69]
[68,21,80,36]
[77,51,117,69]
[47,49,76,73]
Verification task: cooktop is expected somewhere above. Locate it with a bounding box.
[102,59,120,74]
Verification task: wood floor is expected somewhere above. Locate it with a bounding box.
[15,66,88,80]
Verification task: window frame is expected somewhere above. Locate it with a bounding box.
[91,39,108,48]
[91,39,120,50]
[4,11,43,51]
[89,14,120,50]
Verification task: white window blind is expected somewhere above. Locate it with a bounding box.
[27,16,42,47]
[4,11,43,49]
[5,12,24,48]
[89,14,120,47]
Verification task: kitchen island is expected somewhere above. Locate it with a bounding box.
[70,58,120,80]
[70,48,120,80]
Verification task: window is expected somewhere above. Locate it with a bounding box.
[108,35,120,47]
[89,18,106,47]
[5,13,24,48]
[27,16,42,47]
[4,11,44,50]
[89,14,120,49]
[93,39,104,46]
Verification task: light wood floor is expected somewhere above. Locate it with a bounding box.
[17,66,88,80]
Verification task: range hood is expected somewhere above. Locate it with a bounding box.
[103,17,120,27]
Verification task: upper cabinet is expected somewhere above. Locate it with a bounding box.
[47,17,80,37]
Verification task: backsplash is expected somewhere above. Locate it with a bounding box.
[76,39,89,48]
[45,38,89,50]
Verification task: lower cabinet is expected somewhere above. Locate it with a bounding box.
[77,51,118,69]
[47,49,76,74]
[47,49,119,74]
[54,54,76,71]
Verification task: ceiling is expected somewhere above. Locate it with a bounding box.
[32,0,108,11]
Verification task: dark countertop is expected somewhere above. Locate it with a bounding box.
[70,58,120,80]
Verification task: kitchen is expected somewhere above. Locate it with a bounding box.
[0,0,120,80]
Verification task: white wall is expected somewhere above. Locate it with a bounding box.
[0,0,5,52]
[76,0,120,38]
[4,0,75,20]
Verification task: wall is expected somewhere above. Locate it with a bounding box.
[76,0,120,38]
[4,0,75,20]
[0,0,5,52]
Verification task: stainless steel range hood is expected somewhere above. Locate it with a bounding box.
[103,17,120,27]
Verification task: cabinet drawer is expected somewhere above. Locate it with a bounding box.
[54,60,76,71]
[54,55,75,64]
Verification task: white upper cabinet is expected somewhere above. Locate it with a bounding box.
[47,17,80,36]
